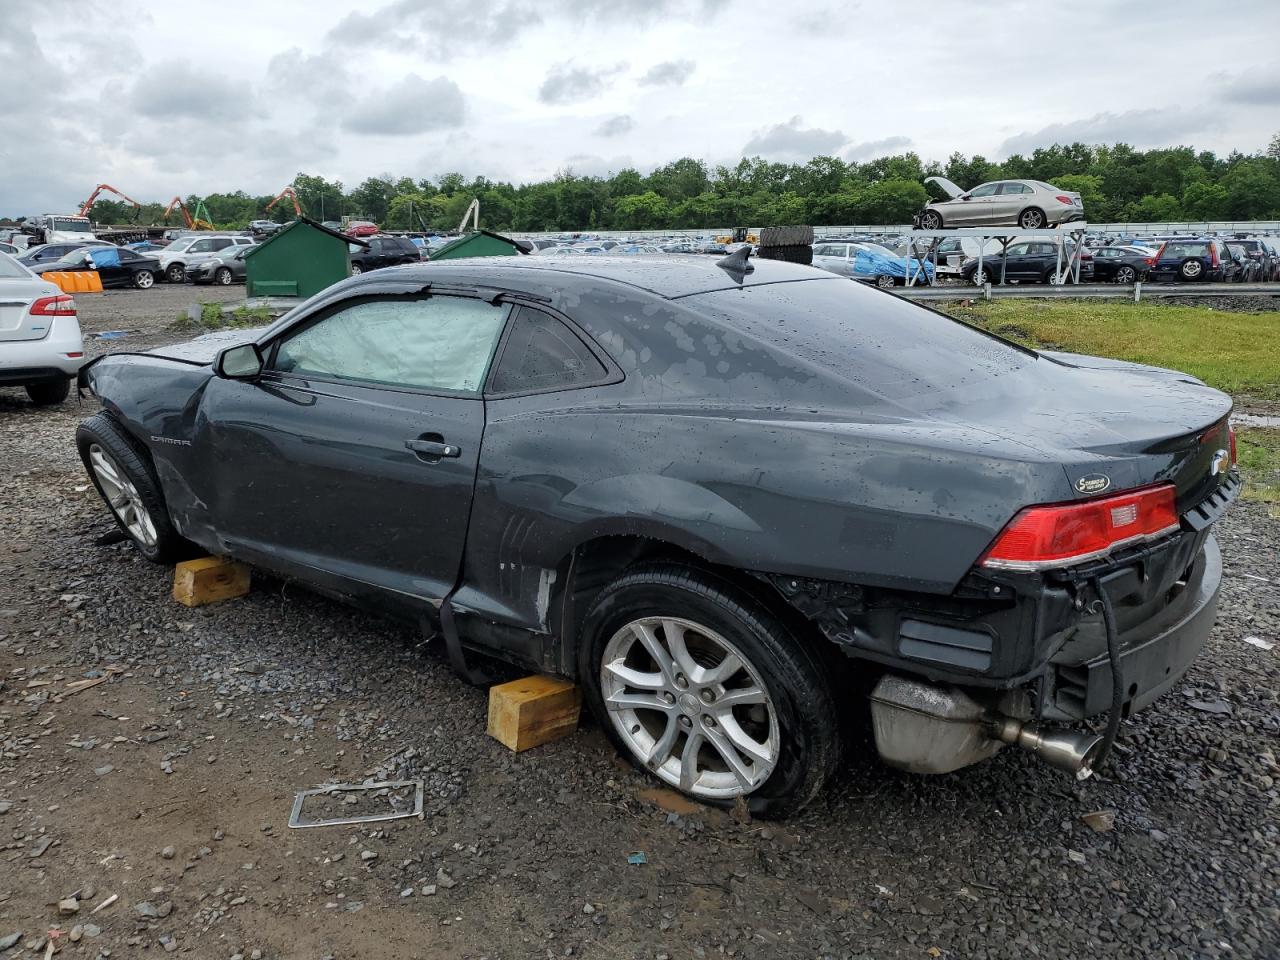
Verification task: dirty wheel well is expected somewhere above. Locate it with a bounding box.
[552,536,844,680]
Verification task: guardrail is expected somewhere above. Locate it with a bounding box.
[895,282,1280,302]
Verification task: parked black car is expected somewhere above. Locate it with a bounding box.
[960,240,1094,284]
[1225,238,1273,281]
[1148,239,1230,282]
[349,236,421,274]
[187,246,253,286]
[76,256,1238,814]
[31,246,159,289]
[1089,246,1155,283]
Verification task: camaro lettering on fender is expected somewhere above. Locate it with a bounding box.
[150,436,192,447]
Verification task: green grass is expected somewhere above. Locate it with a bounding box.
[946,300,1280,403]
[170,303,277,332]
[939,300,1280,511]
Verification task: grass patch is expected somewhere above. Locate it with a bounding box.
[1237,428,1280,514]
[944,300,1280,403]
[170,302,277,332]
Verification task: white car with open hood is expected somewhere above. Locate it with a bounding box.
[916,177,1084,230]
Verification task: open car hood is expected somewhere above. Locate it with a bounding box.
[925,176,964,199]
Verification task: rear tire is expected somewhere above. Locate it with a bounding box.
[75,413,195,564]
[1019,208,1046,229]
[758,225,814,247]
[350,262,364,275]
[579,563,841,818]
[26,378,71,406]
[755,243,812,265]
[875,274,896,289]
[133,269,154,289]
[1115,265,1136,284]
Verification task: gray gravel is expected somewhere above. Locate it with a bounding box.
[0,289,1277,959]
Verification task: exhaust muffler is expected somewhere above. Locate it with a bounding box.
[869,675,1104,777]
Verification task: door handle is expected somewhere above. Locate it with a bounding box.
[405,438,461,460]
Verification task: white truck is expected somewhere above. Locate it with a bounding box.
[26,214,98,245]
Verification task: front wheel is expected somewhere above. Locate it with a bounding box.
[165,263,184,283]
[76,413,195,563]
[133,269,155,289]
[875,274,896,289]
[580,564,841,818]
[918,210,942,230]
[215,267,233,285]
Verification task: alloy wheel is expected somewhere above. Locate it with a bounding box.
[87,444,157,549]
[876,274,895,289]
[135,270,154,289]
[1116,266,1136,284]
[216,268,232,285]
[600,616,779,800]
[1020,209,1045,229]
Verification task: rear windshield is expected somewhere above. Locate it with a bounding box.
[687,277,1034,401]
[1162,242,1210,257]
[0,254,29,279]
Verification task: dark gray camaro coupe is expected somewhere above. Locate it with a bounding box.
[77,254,1239,815]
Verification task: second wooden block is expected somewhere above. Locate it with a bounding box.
[487,675,581,752]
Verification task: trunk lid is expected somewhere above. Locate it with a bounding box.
[0,275,63,342]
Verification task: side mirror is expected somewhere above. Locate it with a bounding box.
[214,342,263,380]
[960,194,972,201]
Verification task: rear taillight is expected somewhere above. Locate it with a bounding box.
[30,294,77,316]
[980,484,1179,571]
[1229,425,1237,465]
[1208,245,1220,268]
[1144,257,1155,267]
[1055,195,1072,205]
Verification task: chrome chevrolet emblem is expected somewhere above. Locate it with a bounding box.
[1210,449,1229,476]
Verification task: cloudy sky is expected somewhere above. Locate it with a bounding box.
[3,0,1278,215]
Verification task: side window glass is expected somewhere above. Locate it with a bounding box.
[1007,243,1029,256]
[273,297,509,394]
[189,240,214,253]
[211,239,232,251]
[489,307,608,394]
[970,183,999,198]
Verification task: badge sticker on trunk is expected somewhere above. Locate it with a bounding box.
[1210,449,1229,476]
[1076,474,1110,494]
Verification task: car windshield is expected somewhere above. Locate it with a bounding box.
[51,218,92,233]
[55,247,94,265]
[0,254,29,279]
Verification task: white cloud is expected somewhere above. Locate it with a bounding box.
[743,117,848,161]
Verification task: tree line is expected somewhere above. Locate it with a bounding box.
[70,135,1280,232]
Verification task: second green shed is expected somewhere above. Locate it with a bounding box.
[244,217,367,299]
[428,229,527,261]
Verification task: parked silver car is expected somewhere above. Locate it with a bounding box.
[916,178,1084,230]
[154,235,255,283]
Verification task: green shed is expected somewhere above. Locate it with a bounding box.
[428,229,527,261]
[244,217,367,299]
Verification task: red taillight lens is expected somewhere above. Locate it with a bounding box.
[1229,425,1237,465]
[1145,257,1155,267]
[981,484,1179,571]
[1055,195,1072,205]
[30,294,77,316]
[1208,245,1220,267]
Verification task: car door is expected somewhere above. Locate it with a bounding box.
[956,182,1001,225]
[87,247,129,288]
[991,181,1029,224]
[196,291,513,609]
[1000,242,1034,279]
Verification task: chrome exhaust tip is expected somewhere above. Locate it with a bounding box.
[992,718,1105,780]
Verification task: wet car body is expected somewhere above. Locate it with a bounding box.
[78,256,1238,810]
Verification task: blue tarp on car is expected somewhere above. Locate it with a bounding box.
[88,247,120,267]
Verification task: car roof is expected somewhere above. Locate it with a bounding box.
[345,254,823,300]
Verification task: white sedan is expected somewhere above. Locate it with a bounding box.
[0,252,84,405]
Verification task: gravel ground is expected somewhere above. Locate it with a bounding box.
[1,290,1277,959]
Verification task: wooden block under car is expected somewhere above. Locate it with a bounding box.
[172,556,251,607]
[487,675,582,752]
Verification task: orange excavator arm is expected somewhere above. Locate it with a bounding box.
[79,183,144,219]
[161,197,194,229]
[264,186,303,216]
